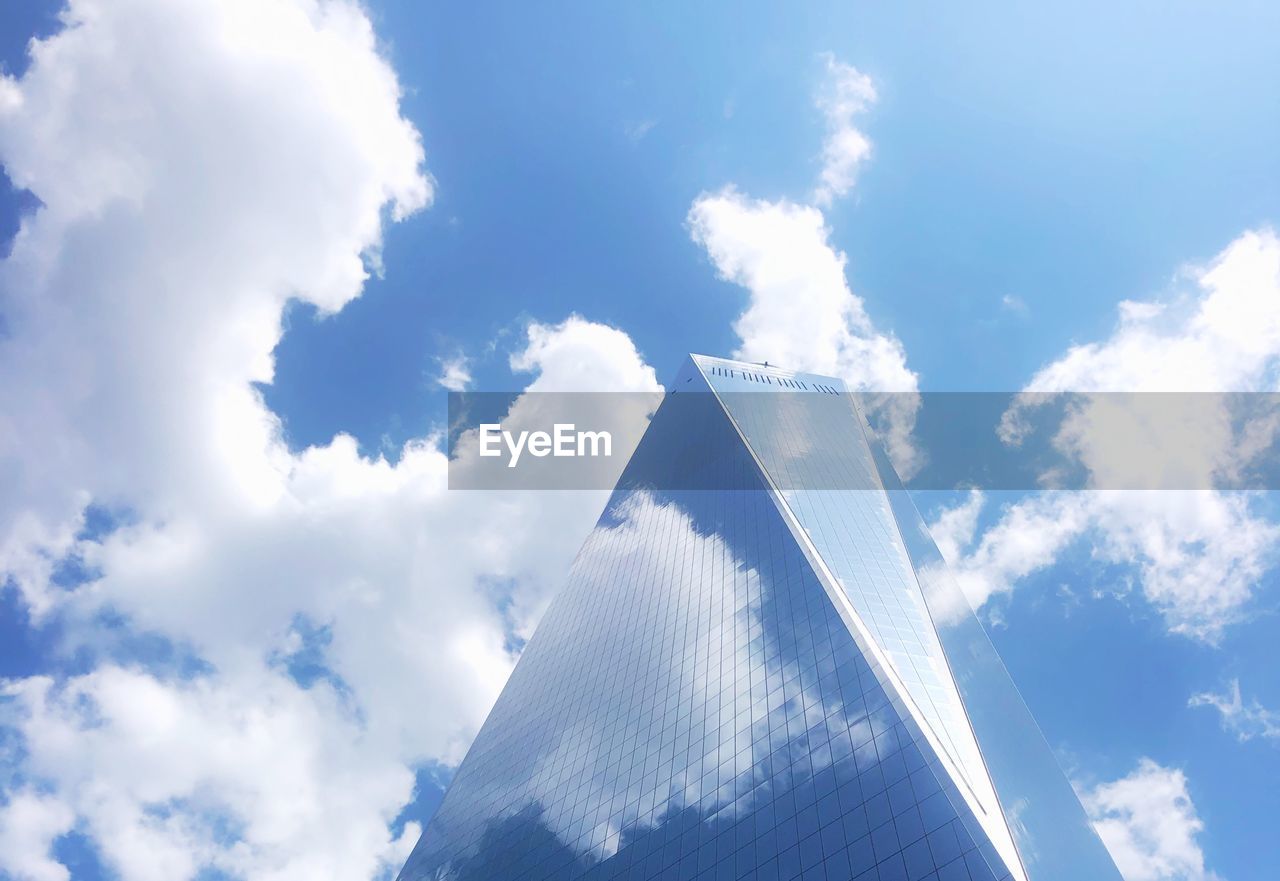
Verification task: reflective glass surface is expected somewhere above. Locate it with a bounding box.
[399,375,1015,881]
[697,355,1123,880]
[866,440,1125,881]
[697,358,1020,877]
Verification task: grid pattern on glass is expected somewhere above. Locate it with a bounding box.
[865,435,1126,881]
[694,360,1022,879]
[399,384,1015,881]
[702,388,995,808]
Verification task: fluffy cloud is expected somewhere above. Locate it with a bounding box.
[1189,679,1280,743]
[1083,760,1221,881]
[1019,230,1280,394]
[923,488,987,566]
[0,2,659,879]
[511,315,659,394]
[932,489,1277,640]
[1,310,653,881]
[0,0,431,614]
[0,788,75,881]
[935,229,1280,640]
[687,56,919,471]
[687,187,920,470]
[688,188,914,394]
[1001,229,1280,486]
[813,53,877,206]
[3,668,420,881]
[435,354,473,392]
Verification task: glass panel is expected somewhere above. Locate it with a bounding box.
[698,358,1022,879]
[399,370,1014,881]
[866,434,1126,881]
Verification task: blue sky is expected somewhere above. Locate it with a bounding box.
[267,0,1280,447]
[0,2,1278,880]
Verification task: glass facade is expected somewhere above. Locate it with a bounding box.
[398,356,1123,881]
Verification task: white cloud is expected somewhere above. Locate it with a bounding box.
[938,229,1280,639]
[0,0,432,614]
[0,2,661,880]
[0,788,75,881]
[1082,759,1221,881]
[510,315,658,394]
[504,492,764,856]
[1001,229,1280,484]
[687,186,920,470]
[687,188,913,392]
[422,490,885,871]
[1189,679,1280,743]
[932,490,1277,640]
[687,56,920,470]
[435,354,472,392]
[813,53,876,206]
[1,310,652,881]
[924,488,986,565]
[1021,230,1280,394]
[3,669,417,881]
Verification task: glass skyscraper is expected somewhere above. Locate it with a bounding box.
[400,355,1123,881]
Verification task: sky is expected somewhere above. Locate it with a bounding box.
[0,1,1278,880]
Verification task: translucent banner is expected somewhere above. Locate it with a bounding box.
[446,391,1280,490]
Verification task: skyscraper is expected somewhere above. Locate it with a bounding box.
[400,355,1123,881]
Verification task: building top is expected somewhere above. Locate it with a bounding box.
[670,353,848,396]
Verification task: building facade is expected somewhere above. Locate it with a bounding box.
[398,355,1123,881]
